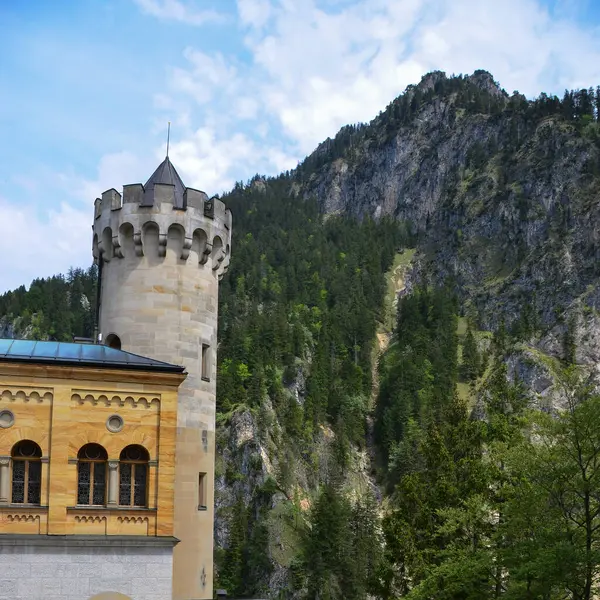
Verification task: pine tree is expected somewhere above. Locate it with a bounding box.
[563,315,577,365]
[461,326,480,381]
[303,484,352,600]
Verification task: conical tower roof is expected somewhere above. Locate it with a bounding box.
[142,156,186,209]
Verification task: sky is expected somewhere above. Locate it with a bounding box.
[1,0,600,293]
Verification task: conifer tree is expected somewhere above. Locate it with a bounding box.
[461,326,480,381]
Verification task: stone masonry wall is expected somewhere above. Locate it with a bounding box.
[0,544,173,600]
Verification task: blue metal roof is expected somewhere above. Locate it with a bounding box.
[0,339,185,373]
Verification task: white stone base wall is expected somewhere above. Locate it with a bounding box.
[0,544,173,600]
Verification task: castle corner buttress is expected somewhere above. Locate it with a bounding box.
[0,156,232,600]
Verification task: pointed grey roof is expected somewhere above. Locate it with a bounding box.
[142,156,186,209]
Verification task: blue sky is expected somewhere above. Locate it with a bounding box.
[1,0,600,293]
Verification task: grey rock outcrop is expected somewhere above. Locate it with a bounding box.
[298,71,600,344]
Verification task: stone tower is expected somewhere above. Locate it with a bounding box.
[92,156,231,600]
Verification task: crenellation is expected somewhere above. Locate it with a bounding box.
[212,197,227,222]
[154,183,175,207]
[102,188,122,212]
[93,182,231,278]
[203,197,215,219]
[123,183,145,204]
[184,188,208,210]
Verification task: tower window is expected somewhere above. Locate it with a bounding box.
[77,443,108,506]
[198,472,207,510]
[119,445,149,507]
[11,440,42,505]
[105,333,122,350]
[201,343,210,381]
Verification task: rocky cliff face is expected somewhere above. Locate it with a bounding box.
[292,70,600,404]
[300,71,599,324]
[214,384,377,596]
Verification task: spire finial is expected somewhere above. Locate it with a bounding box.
[166,121,171,158]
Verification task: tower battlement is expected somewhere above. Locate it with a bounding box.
[92,175,231,279]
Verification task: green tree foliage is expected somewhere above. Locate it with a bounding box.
[301,485,382,600]
[217,178,408,447]
[213,179,408,595]
[0,267,97,341]
[378,299,600,600]
[461,326,480,381]
[500,376,600,600]
[375,285,458,476]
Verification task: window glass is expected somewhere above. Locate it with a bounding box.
[119,445,149,507]
[11,440,42,505]
[77,444,108,506]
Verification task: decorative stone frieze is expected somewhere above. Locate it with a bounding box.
[72,391,160,409]
[0,387,53,404]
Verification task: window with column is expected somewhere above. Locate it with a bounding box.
[119,445,149,507]
[77,443,108,505]
[11,440,42,505]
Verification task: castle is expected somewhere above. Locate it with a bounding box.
[0,156,232,600]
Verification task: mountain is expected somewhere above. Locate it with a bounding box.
[295,69,600,407]
[298,69,600,329]
[3,70,600,599]
[216,70,600,598]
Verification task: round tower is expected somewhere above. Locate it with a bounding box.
[92,156,231,600]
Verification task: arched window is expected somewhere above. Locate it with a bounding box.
[77,444,108,506]
[11,440,42,504]
[119,445,149,507]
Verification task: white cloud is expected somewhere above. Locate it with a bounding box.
[0,199,91,294]
[237,0,273,29]
[232,0,600,154]
[235,97,260,120]
[134,0,600,166]
[0,151,159,293]
[73,152,153,203]
[132,0,224,25]
[410,0,600,96]
[169,49,239,105]
[169,126,296,194]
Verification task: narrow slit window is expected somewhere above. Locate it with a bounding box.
[198,472,206,510]
[201,343,210,381]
